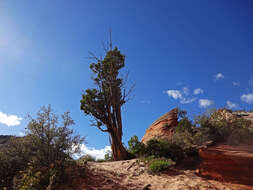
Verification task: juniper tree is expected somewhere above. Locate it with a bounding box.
[80,45,131,160]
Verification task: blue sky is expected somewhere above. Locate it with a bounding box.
[0,1,253,157]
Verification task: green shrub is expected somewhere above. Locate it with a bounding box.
[128,135,145,156]
[0,105,84,190]
[175,117,193,133]
[194,110,253,145]
[0,137,31,190]
[78,154,96,162]
[144,139,184,162]
[104,150,113,161]
[149,159,175,173]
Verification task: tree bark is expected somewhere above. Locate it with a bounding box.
[109,131,129,161]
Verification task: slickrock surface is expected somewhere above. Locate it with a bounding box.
[141,108,178,143]
[199,142,253,186]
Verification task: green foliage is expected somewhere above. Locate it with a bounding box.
[80,47,126,128]
[80,46,130,160]
[104,150,113,161]
[193,110,253,145]
[0,105,84,190]
[0,137,31,190]
[26,105,84,167]
[149,159,175,173]
[79,154,96,162]
[145,139,184,162]
[127,136,185,162]
[128,135,145,156]
[175,117,193,133]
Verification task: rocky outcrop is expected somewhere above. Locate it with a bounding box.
[233,111,253,128]
[198,142,253,185]
[141,108,178,143]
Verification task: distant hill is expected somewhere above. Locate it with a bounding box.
[0,135,13,147]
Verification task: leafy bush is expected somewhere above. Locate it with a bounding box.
[0,105,84,190]
[144,139,184,162]
[25,105,84,167]
[0,137,31,190]
[128,135,145,156]
[175,117,193,133]
[149,159,175,173]
[194,110,253,145]
[78,154,96,162]
[104,150,113,161]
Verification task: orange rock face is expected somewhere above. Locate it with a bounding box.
[141,108,178,143]
[198,142,253,186]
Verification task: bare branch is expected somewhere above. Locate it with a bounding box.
[90,119,108,133]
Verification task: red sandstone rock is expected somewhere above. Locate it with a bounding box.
[198,142,253,186]
[141,108,178,143]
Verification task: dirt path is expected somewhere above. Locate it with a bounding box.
[81,159,253,190]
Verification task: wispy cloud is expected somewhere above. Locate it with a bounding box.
[241,94,253,104]
[75,144,111,160]
[226,101,238,109]
[232,82,240,86]
[199,99,214,108]
[180,98,196,104]
[166,90,183,100]
[182,87,190,95]
[166,89,196,104]
[0,112,22,126]
[193,88,204,95]
[215,73,224,80]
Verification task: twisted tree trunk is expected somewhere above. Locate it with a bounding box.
[109,130,128,161]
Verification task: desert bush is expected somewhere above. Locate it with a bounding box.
[175,117,193,133]
[144,139,184,162]
[149,159,175,173]
[194,110,253,145]
[78,154,96,162]
[104,150,113,161]
[0,137,31,190]
[128,135,145,156]
[0,105,84,190]
[25,105,84,168]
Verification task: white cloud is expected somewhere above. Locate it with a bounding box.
[166,90,182,100]
[199,99,214,108]
[166,89,195,104]
[193,88,204,95]
[182,87,190,95]
[18,132,25,137]
[233,82,240,86]
[241,94,253,104]
[226,101,238,109]
[215,73,224,80]
[180,98,196,104]
[0,112,22,126]
[75,144,111,160]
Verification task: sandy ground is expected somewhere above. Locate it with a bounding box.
[81,159,253,190]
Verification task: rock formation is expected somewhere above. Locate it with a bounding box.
[233,111,253,128]
[141,108,178,143]
[198,142,253,186]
